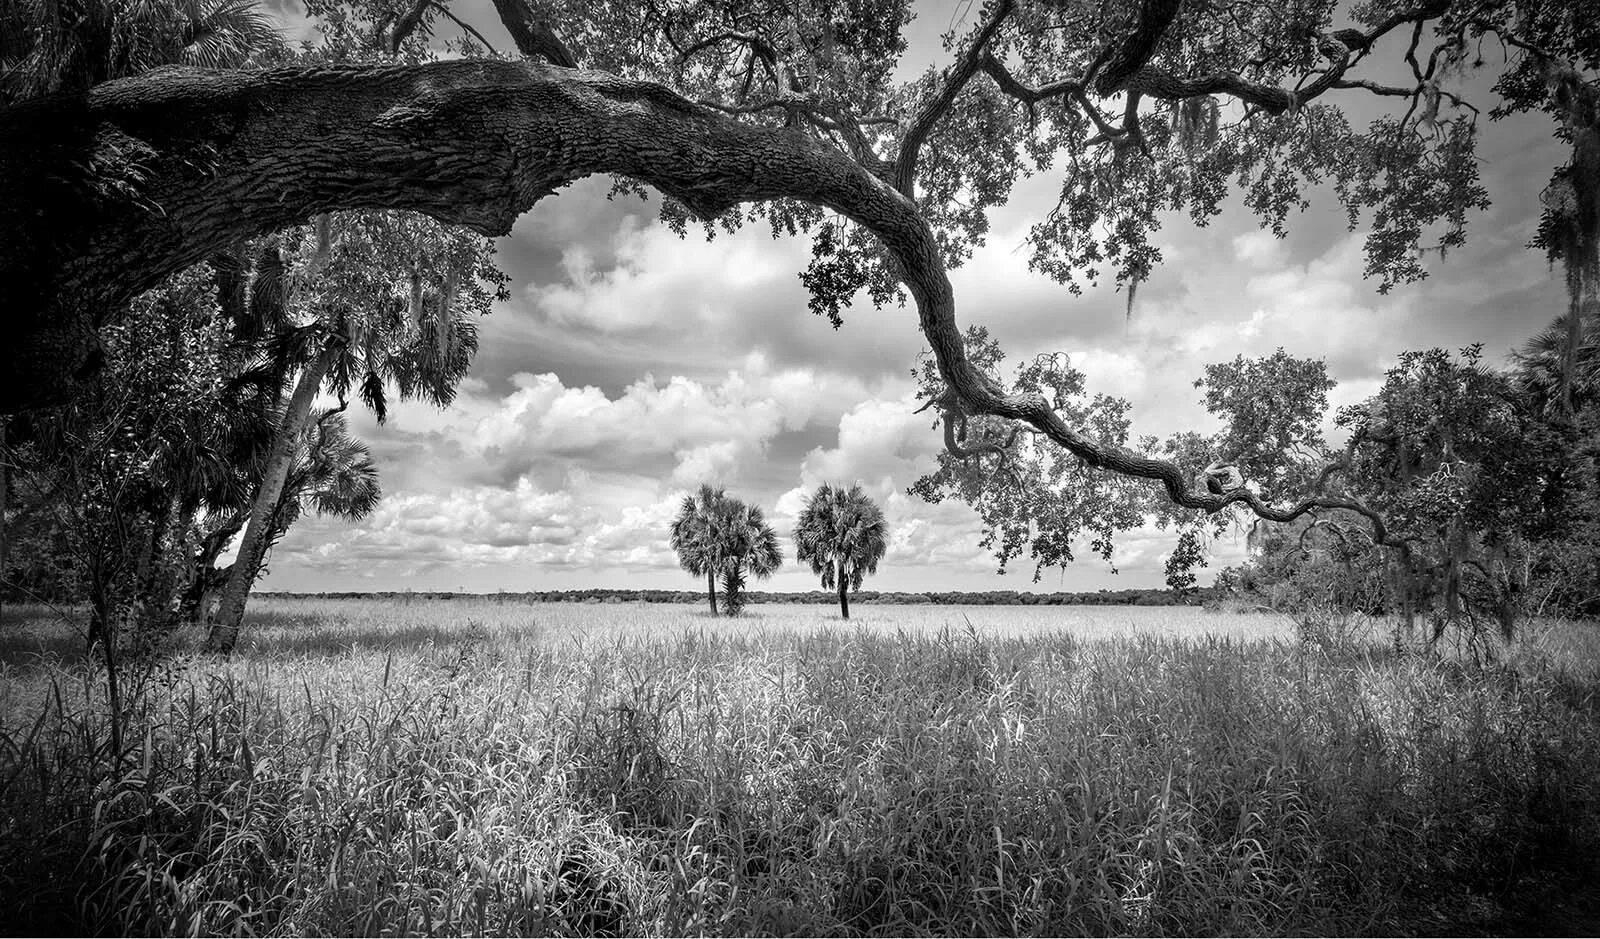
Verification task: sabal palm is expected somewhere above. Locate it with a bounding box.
[793,483,888,620]
[207,211,499,651]
[671,484,731,615]
[271,410,382,540]
[1,0,283,103]
[716,501,782,616]
[1515,302,1600,415]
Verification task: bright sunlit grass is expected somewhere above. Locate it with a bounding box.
[2,598,1597,935]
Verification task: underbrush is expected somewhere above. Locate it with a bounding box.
[2,615,1598,936]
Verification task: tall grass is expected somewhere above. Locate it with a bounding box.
[2,600,1598,936]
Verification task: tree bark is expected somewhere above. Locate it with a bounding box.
[0,419,7,603]
[205,345,335,652]
[706,568,718,616]
[179,510,244,622]
[837,557,849,620]
[0,59,1401,545]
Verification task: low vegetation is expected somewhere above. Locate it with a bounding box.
[3,600,1598,936]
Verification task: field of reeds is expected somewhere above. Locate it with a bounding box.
[3,597,1600,936]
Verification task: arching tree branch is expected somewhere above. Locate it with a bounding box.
[0,55,1406,551]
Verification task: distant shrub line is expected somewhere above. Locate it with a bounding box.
[257,586,1224,606]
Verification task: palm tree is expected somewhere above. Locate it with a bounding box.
[1515,301,1600,416]
[179,408,380,622]
[716,501,782,615]
[671,484,730,615]
[206,211,501,652]
[2,0,283,104]
[793,483,888,619]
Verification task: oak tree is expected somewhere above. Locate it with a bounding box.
[3,0,1595,586]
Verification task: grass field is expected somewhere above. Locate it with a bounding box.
[3,598,1599,936]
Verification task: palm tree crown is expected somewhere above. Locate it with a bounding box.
[793,483,888,619]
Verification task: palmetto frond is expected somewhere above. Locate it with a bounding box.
[1515,302,1600,412]
[721,502,784,579]
[280,411,382,523]
[174,0,279,69]
[0,0,281,103]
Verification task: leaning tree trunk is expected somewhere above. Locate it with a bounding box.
[205,346,335,652]
[179,510,245,622]
[836,557,850,620]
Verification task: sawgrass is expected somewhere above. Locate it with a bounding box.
[2,598,1598,936]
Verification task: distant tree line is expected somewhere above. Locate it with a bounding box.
[256,587,1222,607]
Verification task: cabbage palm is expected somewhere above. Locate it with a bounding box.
[1515,302,1600,415]
[716,501,782,616]
[793,483,888,619]
[671,483,730,615]
[206,211,501,652]
[1,0,283,104]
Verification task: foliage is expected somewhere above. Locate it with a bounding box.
[1193,349,1337,501]
[908,326,1148,580]
[1219,334,1600,632]
[204,208,508,649]
[0,0,286,102]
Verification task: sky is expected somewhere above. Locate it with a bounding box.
[255,0,1567,595]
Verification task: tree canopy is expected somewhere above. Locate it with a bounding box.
[2,0,1596,593]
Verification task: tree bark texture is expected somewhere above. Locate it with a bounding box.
[706,569,718,616]
[0,58,1393,538]
[837,557,849,620]
[205,345,336,652]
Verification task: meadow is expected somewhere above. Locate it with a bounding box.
[3,598,1600,936]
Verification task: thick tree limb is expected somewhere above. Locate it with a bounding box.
[0,56,1401,547]
[1091,0,1181,96]
[487,0,576,67]
[891,0,1015,198]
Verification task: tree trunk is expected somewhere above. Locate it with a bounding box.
[706,568,718,616]
[130,493,180,643]
[179,510,245,622]
[205,346,335,652]
[0,418,7,604]
[837,557,849,619]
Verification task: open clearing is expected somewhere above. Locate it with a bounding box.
[3,599,1599,936]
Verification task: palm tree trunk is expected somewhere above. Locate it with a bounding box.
[706,569,718,615]
[206,346,336,653]
[836,557,849,619]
